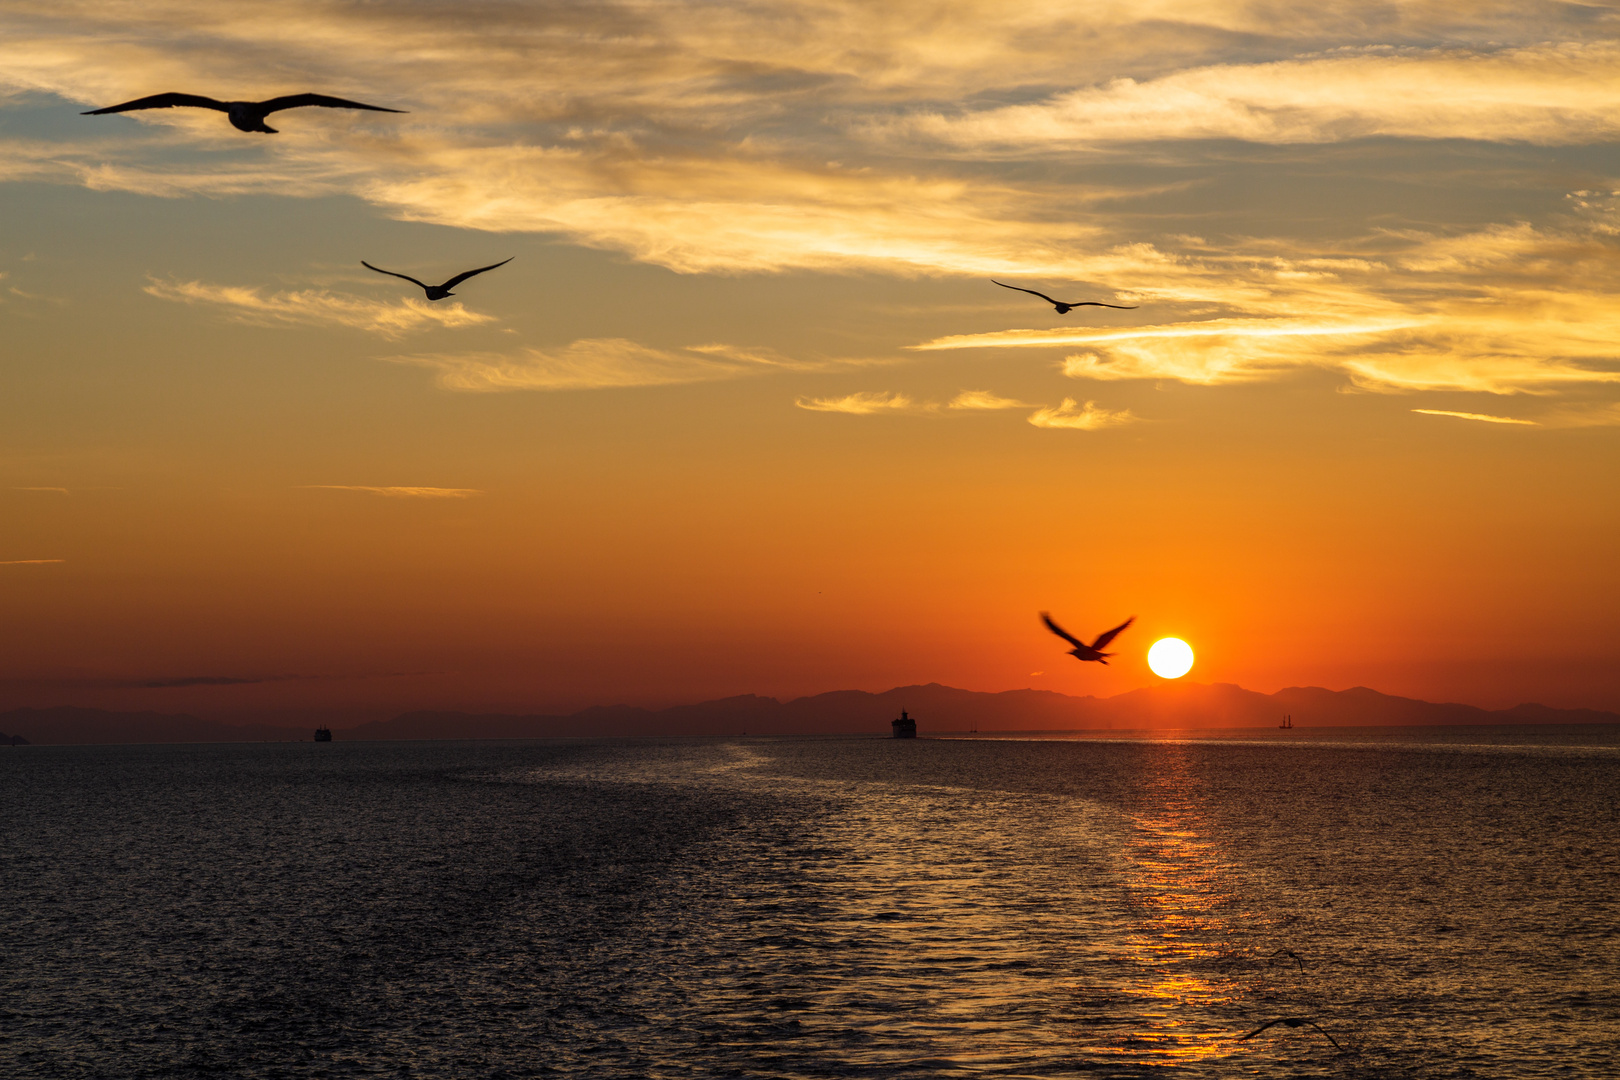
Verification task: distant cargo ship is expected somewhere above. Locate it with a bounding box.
[314,726,333,742]
[891,710,917,739]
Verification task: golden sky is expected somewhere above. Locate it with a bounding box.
[2,1,1617,721]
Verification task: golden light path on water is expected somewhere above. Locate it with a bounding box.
[1109,742,1242,1062]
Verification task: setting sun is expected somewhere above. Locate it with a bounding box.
[1148,638,1195,679]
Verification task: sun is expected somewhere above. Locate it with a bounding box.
[1147,638,1194,679]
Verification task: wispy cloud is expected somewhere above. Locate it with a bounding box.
[796,389,1133,428]
[1,558,65,565]
[4,3,1620,418]
[144,279,495,338]
[11,486,71,494]
[1412,409,1537,426]
[391,338,844,392]
[300,485,484,499]
[909,216,1620,397]
[796,391,923,415]
[947,390,1033,410]
[1027,398,1137,430]
[12,7,1611,281]
[884,45,1620,152]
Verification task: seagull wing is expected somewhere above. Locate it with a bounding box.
[361,262,430,290]
[1305,1022,1344,1051]
[1041,612,1085,649]
[260,93,405,115]
[1089,616,1134,651]
[992,280,1061,305]
[82,92,228,115]
[439,257,514,290]
[1061,301,1139,310]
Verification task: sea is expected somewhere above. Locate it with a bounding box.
[2,727,1616,1078]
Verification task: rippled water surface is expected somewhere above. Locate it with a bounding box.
[3,729,1617,1077]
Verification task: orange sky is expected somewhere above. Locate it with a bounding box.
[2,2,1617,722]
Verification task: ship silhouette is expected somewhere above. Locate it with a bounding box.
[891,710,917,739]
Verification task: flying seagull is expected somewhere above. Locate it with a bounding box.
[361,258,514,301]
[1041,612,1134,664]
[82,93,404,134]
[1240,1017,1344,1052]
[993,280,1137,315]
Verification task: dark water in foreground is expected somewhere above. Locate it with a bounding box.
[2,728,1617,1078]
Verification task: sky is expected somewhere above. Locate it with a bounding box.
[2,0,1618,724]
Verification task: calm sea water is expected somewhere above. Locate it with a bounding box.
[2,728,1616,1078]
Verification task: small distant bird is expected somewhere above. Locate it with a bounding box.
[1240,1017,1343,1052]
[361,258,514,301]
[1041,613,1134,664]
[993,280,1137,315]
[82,93,403,134]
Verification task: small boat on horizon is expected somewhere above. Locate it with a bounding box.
[1279,715,1294,730]
[314,726,332,742]
[892,710,917,739]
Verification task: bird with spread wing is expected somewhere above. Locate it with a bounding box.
[1041,612,1134,664]
[362,258,514,301]
[82,93,404,134]
[993,280,1137,315]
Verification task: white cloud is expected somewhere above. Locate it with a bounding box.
[144,279,494,337]
[1027,398,1136,430]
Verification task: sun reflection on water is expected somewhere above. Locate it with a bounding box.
[1084,743,1251,1063]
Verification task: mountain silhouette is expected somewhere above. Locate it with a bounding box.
[2,684,1616,744]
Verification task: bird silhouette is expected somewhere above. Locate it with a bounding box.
[82,93,403,134]
[993,280,1137,315]
[1041,613,1134,664]
[362,258,514,301]
[1240,1017,1343,1052]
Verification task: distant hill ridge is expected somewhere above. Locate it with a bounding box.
[2,682,1617,744]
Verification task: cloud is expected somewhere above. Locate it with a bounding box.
[1,3,1618,419]
[1412,409,1536,425]
[909,217,1620,397]
[1027,398,1136,430]
[1052,317,1620,395]
[300,485,484,498]
[793,389,1135,427]
[884,44,1620,152]
[391,338,844,391]
[144,279,495,338]
[11,486,70,494]
[796,391,922,414]
[18,7,1618,281]
[0,558,64,565]
[947,390,1033,409]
